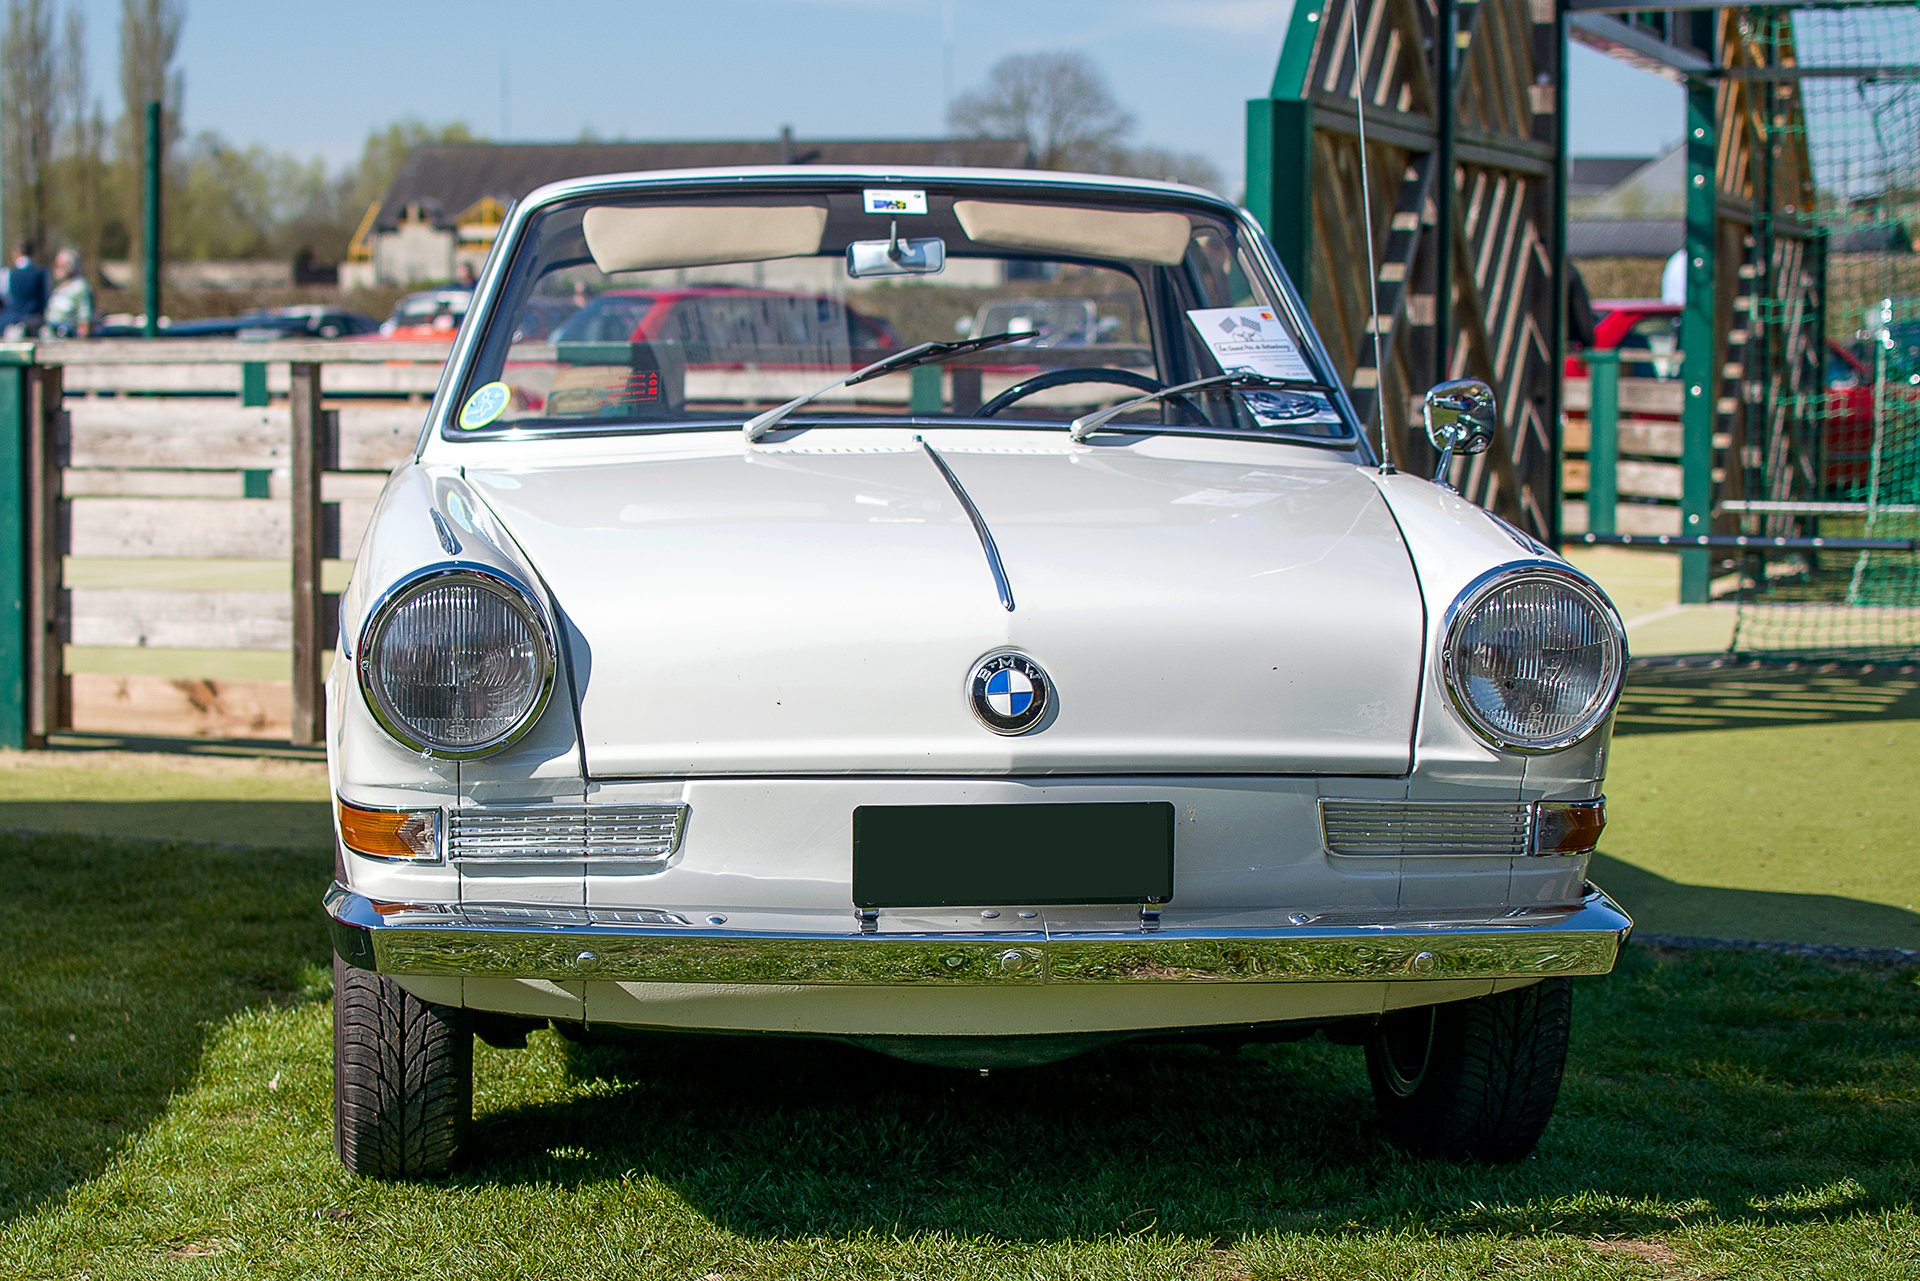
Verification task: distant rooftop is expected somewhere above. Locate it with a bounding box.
[1569,155,1656,198]
[373,135,1034,232]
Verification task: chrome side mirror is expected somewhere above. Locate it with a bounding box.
[1423,378,1496,487]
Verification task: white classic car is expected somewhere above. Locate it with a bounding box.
[324,166,1631,1179]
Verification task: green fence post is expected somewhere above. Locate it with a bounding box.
[909,364,942,415]
[242,361,271,497]
[143,102,163,339]
[0,345,31,749]
[1586,348,1620,537]
[1678,77,1717,603]
[1246,2,1323,304]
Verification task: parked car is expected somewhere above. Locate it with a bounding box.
[325,166,1633,1180]
[1564,300,1682,380]
[374,289,473,339]
[92,305,380,341]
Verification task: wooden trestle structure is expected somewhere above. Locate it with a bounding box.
[1244,0,1826,588]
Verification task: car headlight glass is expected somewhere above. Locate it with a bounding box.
[1443,568,1624,751]
[359,571,553,757]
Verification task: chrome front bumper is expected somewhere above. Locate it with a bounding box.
[325,883,1633,986]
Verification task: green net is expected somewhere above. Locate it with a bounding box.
[1729,4,1920,662]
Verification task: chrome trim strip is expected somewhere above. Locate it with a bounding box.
[917,436,1015,612]
[325,883,1632,987]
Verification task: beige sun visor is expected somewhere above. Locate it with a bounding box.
[581,203,829,273]
[953,201,1192,266]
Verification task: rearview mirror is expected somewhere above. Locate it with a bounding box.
[1423,378,1496,487]
[846,221,946,277]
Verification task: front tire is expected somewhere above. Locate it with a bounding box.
[333,957,472,1179]
[1364,978,1572,1163]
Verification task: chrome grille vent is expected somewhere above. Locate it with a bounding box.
[447,805,687,863]
[1320,800,1531,857]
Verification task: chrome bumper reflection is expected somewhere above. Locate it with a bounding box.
[325,883,1632,987]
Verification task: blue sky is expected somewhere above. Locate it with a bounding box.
[64,0,1683,192]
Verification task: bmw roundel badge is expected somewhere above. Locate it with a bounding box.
[967,651,1051,735]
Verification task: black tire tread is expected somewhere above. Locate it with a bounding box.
[1367,978,1572,1164]
[333,956,472,1179]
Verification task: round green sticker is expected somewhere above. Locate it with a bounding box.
[459,381,512,428]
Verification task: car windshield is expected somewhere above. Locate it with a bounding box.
[449,181,1350,441]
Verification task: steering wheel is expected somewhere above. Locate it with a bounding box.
[975,367,1203,422]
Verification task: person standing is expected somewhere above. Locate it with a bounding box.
[43,249,95,337]
[0,240,50,338]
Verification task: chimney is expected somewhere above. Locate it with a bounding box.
[779,125,794,165]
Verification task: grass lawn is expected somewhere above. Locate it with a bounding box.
[1,831,1917,1279]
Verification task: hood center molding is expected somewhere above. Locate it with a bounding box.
[916,436,1015,612]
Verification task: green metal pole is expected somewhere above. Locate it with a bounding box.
[0,347,31,749]
[1244,97,1315,304]
[1435,0,1455,386]
[1586,348,1620,537]
[143,102,162,338]
[1678,77,1717,604]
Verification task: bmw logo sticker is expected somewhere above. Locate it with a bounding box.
[968,652,1051,735]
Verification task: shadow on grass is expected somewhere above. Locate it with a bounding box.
[460,945,1920,1244]
[1592,852,1920,950]
[0,800,333,851]
[1616,658,1920,735]
[0,829,333,1223]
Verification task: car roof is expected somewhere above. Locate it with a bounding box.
[514,165,1239,217]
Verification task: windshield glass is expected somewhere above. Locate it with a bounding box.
[450,182,1350,441]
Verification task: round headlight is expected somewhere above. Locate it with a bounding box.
[358,570,554,758]
[1442,566,1625,752]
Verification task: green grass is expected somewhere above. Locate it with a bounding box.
[2,832,1918,1278]
[1599,666,1920,949]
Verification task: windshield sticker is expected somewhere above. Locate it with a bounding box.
[863,189,928,215]
[1186,306,1342,427]
[459,381,512,429]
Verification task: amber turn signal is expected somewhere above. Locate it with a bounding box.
[1534,798,1605,855]
[338,798,440,861]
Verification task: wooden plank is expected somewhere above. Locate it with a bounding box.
[28,365,66,741]
[1563,458,1683,499]
[1561,416,1684,457]
[290,365,327,745]
[69,671,291,740]
[66,587,340,650]
[61,362,443,395]
[1563,376,1685,415]
[39,338,454,364]
[65,400,419,471]
[66,496,374,559]
[68,589,292,649]
[62,469,390,500]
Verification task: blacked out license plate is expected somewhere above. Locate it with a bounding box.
[851,802,1174,909]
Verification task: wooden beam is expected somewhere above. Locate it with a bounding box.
[24,365,64,744]
[290,364,331,746]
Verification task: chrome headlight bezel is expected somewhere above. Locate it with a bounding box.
[355,566,557,760]
[1440,562,1627,754]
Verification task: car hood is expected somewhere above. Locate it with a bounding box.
[469,433,1423,776]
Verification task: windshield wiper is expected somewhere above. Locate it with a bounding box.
[1066,371,1332,442]
[743,331,1028,443]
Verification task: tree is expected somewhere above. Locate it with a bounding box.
[54,5,114,276]
[948,51,1222,193]
[948,51,1133,173]
[2,0,59,249]
[118,0,184,266]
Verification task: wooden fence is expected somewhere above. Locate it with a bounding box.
[0,340,450,747]
[1560,371,1695,538]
